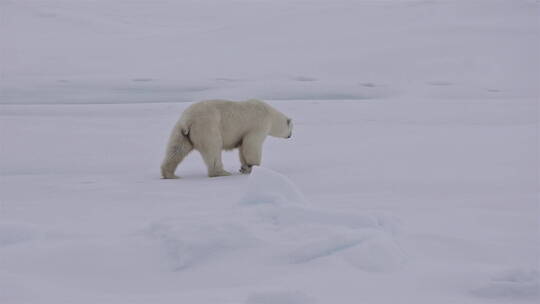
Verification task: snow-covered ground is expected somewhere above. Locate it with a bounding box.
[1,1,539,303]
[2,0,539,103]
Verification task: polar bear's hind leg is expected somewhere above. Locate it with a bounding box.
[161,129,194,179]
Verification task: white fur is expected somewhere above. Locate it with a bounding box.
[161,99,293,178]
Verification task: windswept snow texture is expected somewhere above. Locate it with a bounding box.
[140,167,404,279]
[1,1,539,304]
[246,290,315,304]
[471,268,540,300]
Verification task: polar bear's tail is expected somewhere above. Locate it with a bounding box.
[160,124,193,179]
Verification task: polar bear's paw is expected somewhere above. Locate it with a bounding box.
[240,165,253,174]
[162,174,180,179]
[209,170,232,177]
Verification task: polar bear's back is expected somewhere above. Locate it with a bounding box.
[180,99,272,149]
[182,99,270,126]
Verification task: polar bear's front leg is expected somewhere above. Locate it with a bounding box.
[240,132,266,173]
[238,149,251,174]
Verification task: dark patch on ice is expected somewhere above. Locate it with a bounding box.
[113,85,213,93]
[292,76,318,82]
[359,82,377,87]
[0,222,41,247]
[37,12,57,18]
[487,89,501,93]
[131,78,154,82]
[262,92,371,101]
[179,85,214,92]
[215,77,243,82]
[80,180,96,184]
[427,81,453,86]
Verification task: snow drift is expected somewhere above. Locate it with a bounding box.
[144,167,405,274]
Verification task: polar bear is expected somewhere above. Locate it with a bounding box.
[161,99,293,179]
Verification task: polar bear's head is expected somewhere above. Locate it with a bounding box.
[270,113,293,139]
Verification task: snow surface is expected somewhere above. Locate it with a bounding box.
[1,0,539,303]
[2,0,539,104]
